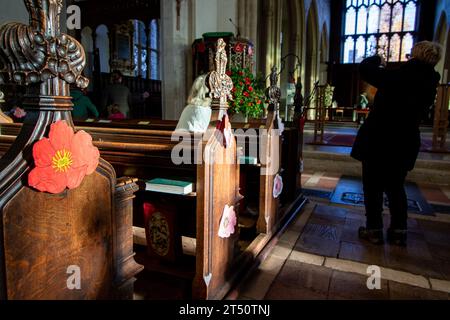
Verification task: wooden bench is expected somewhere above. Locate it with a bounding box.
[0,112,304,231]
[0,113,306,299]
[0,0,142,300]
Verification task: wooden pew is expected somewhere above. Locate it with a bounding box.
[0,123,241,300]
[0,0,142,300]
[0,59,305,302]
[0,111,303,233]
[0,116,306,300]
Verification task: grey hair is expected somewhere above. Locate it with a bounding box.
[187,74,211,107]
[411,41,443,66]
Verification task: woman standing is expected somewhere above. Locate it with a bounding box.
[351,41,442,246]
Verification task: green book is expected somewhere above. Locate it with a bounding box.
[239,156,258,165]
[145,178,193,195]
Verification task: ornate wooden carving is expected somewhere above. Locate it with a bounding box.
[206,38,234,120]
[0,0,141,300]
[194,39,240,299]
[266,66,282,113]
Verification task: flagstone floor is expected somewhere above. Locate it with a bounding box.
[233,173,450,300]
[134,170,450,300]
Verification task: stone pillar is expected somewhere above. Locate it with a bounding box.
[237,0,259,70]
[237,0,258,44]
[258,0,282,81]
[161,0,191,120]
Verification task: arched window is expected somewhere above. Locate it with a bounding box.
[149,19,160,80]
[96,25,110,73]
[133,19,160,80]
[342,0,419,64]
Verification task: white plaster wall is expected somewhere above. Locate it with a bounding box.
[0,0,68,32]
[193,0,218,39]
[217,0,238,35]
[193,0,237,39]
[0,0,28,25]
[162,0,238,120]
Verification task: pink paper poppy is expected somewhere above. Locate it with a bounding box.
[28,120,100,194]
[13,107,27,119]
[218,205,237,239]
[273,174,283,198]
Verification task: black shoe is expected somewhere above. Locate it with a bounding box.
[358,227,384,245]
[387,228,407,247]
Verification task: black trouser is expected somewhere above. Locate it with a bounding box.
[362,161,408,230]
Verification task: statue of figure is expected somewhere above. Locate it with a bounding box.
[215,38,228,77]
[269,65,278,87]
[208,38,233,108]
[294,78,304,114]
[265,66,281,109]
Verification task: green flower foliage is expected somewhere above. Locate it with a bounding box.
[324,84,335,108]
[227,67,265,119]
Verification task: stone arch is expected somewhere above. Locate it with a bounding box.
[81,27,94,83]
[95,24,110,74]
[319,22,328,85]
[280,0,304,76]
[304,0,319,99]
[280,0,305,107]
[434,11,448,82]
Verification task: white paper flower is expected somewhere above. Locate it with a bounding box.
[273,174,283,198]
[224,126,232,147]
[218,205,237,238]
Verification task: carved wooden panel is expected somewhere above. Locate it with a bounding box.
[3,172,113,300]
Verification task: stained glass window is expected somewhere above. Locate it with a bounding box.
[342,0,419,64]
[132,19,160,80]
[150,19,160,80]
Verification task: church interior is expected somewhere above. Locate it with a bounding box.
[0,0,449,301]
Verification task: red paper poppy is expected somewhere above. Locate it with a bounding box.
[234,43,244,53]
[197,42,206,53]
[28,120,100,194]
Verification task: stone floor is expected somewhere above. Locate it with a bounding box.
[301,170,450,210]
[234,171,450,300]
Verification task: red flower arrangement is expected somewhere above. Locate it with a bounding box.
[228,67,264,120]
[28,120,100,194]
[196,42,206,53]
[233,42,244,53]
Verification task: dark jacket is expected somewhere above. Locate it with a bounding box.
[351,56,440,171]
[71,89,99,119]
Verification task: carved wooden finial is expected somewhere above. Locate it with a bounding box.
[0,0,88,96]
[265,66,281,111]
[207,38,233,114]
